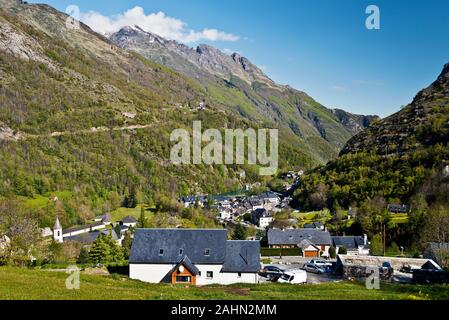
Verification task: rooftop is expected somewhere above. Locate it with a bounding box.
[129,229,260,273]
[268,228,332,246]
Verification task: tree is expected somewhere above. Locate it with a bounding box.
[114,224,122,237]
[123,187,138,209]
[338,246,347,255]
[371,234,383,256]
[420,204,449,246]
[390,242,400,256]
[233,224,247,240]
[0,199,41,266]
[121,233,133,260]
[137,205,147,228]
[88,234,124,264]
[88,235,110,264]
[329,246,337,259]
[77,247,90,264]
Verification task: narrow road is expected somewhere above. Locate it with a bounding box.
[1,123,155,141]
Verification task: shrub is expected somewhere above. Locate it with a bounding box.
[260,248,302,256]
[338,246,348,255]
[329,246,337,259]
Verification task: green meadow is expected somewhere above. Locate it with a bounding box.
[1,267,448,300]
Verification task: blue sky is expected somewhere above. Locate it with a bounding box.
[29,0,449,117]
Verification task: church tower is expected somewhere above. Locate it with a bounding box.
[53,217,63,243]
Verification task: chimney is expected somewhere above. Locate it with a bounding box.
[363,234,368,246]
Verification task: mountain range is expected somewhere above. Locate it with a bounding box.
[0,0,379,226]
[109,25,379,160]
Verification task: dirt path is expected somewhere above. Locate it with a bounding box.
[0,123,155,141]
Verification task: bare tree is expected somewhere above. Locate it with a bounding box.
[0,199,41,266]
[421,204,449,245]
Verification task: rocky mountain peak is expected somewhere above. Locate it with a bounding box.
[438,62,449,80]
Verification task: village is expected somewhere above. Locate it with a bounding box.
[24,169,447,288]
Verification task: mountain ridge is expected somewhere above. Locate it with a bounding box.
[295,62,449,213]
[109,25,377,158]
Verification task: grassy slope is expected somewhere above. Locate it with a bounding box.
[0,267,448,300]
[109,206,155,222]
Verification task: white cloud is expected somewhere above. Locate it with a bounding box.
[80,6,239,43]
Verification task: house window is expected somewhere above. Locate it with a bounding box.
[204,249,211,256]
[238,273,242,278]
[206,271,213,279]
[198,271,201,277]
[179,249,184,255]
[159,249,164,256]
[176,276,191,283]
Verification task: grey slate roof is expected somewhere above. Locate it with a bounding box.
[130,229,227,265]
[222,241,260,273]
[305,222,324,229]
[122,215,137,223]
[332,236,367,250]
[259,191,280,200]
[65,229,119,244]
[54,217,62,230]
[297,239,319,250]
[268,229,332,246]
[62,221,104,235]
[130,229,260,273]
[175,256,200,275]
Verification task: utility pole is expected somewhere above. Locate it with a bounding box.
[383,223,386,256]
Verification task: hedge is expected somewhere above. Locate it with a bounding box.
[260,248,303,256]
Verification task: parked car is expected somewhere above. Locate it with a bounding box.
[260,265,286,280]
[303,263,327,274]
[309,259,332,268]
[277,269,307,284]
[381,262,394,272]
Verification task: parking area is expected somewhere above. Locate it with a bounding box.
[260,258,343,284]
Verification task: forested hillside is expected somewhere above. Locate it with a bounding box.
[0,0,374,229]
[294,63,449,251]
[0,0,288,227]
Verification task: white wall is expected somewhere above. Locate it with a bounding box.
[259,217,273,228]
[130,264,174,283]
[130,263,259,285]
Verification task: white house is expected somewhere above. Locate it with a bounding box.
[40,227,53,238]
[251,209,273,228]
[52,218,111,244]
[181,196,208,208]
[62,221,105,238]
[218,207,232,220]
[259,192,281,206]
[122,216,137,228]
[268,228,332,257]
[129,229,260,286]
[332,235,370,256]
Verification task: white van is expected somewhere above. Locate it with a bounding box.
[277,269,307,284]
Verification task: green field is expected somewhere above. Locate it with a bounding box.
[291,210,332,226]
[110,206,155,222]
[1,267,448,300]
